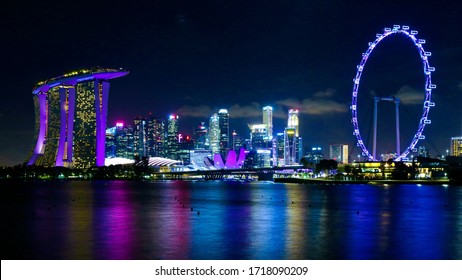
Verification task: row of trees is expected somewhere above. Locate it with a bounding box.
[301,158,462,183]
[0,163,153,180]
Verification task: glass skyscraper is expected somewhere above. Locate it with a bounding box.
[146,115,165,157]
[288,109,299,137]
[218,109,229,157]
[263,106,273,140]
[165,114,179,159]
[330,144,349,164]
[284,127,297,165]
[134,117,147,157]
[195,122,208,149]
[209,113,220,155]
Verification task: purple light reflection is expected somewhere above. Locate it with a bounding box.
[93,182,135,260]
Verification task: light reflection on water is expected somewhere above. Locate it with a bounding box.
[1,180,461,260]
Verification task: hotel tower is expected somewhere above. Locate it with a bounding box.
[27,68,129,168]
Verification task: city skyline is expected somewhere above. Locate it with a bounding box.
[1,0,461,166]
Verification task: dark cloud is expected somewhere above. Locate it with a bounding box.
[394,85,424,105]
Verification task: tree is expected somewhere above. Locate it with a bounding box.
[315,159,338,175]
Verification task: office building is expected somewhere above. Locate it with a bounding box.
[250,124,268,150]
[195,122,208,149]
[450,136,462,156]
[218,109,230,157]
[330,144,349,164]
[263,106,273,140]
[284,127,297,165]
[146,115,165,157]
[209,113,220,155]
[288,109,299,137]
[304,147,324,165]
[275,132,285,166]
[165,114,179,159]
[105,126,116,158]
[134,117,147,157]
[232,130,244,151]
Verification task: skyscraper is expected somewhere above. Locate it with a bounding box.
[284,127,297,165]
[250,124,267,150]
[209,113,220,155]
[134,117,147,157]
[27,68,128,168]
[146,115,165,157]
[450,136,462,156]
[232,130,244,151]
[114,122,128,158]
[263,106,273,140]
[194,122,208,149]
[105,126,116,158]
[330,144,349,164]
[286,109,303,163]
[165,114,179,159]
[304,147,324,165]
[218,109,229,157]
[288,109,299,137]
[275,133,285,166]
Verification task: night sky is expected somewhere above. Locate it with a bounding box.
[1,0,461,166]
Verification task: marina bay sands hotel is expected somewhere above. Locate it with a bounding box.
[27,68,129,168]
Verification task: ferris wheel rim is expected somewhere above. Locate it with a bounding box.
[351,25,435,162]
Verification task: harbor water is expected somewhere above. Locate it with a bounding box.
[2,180,461,260]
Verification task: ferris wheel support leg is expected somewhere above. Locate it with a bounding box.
[373,97,379,161]
[395,99,401,157]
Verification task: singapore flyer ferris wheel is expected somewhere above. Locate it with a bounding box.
[351,24,436,162]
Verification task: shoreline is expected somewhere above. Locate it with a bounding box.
[273,177,458,186]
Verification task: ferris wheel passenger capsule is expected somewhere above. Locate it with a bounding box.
[424,101,436,107]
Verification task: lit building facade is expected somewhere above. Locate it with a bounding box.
[256,149,272,168]
[330,144,349,164]
[105,126,116,158]
[165,114,179,159]
[288,109,299,137]
[262,106,273,140]
[115,122,128,158]
[134,117,147,157]
[275,132,285,166]
[304,147,324,165]
[195,122,208,149]
[250,124,268,150]
[450,136,462,156]
[218,109,229,157]
[27,68,128,168]
[146,116,165,157]
[232,130,244,151]
[284,127,297,165]
[209,113,220,155]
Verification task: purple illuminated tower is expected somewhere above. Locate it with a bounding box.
[27,68,129,168]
